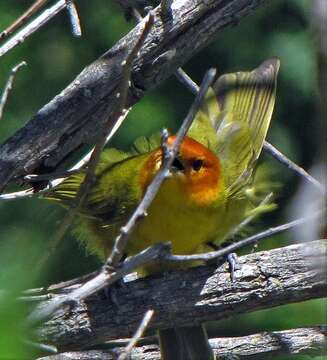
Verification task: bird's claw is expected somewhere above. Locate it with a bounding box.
[99,278,125,308]
[227,253,240,282]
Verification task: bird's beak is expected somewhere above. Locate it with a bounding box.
[171,155,185,173]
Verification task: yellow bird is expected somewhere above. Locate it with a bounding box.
[46,59,280,359]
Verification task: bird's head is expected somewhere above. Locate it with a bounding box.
[139,136,223,206]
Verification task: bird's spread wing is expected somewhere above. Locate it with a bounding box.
[189,58,279,193]
[187,87,221,151]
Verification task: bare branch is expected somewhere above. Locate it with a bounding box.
[65,1,82,37]
[0,1,67,58]
[23,339,58,355]
[263,141,325,193]
[34,240,326,349]
[26,243,170,326]
[0,0,50,41]
[0,61,27,120]
[118,309,154,360]
[24,169,81,182]
[0,0,270,192]
[175,67,199,95]
[37,327,327,359]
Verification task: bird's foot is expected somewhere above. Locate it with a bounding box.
[98,278,125,308]
[227,252,240,282]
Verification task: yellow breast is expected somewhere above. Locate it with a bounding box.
[128,176,226,256]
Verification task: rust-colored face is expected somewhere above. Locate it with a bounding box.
[140,136,222,205]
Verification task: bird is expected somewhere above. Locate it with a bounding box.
[45,58,280,359]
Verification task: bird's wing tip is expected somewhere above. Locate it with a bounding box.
[256,57,280,77]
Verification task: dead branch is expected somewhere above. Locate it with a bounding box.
[38,326,327,359]
[65,1,82,37]
[0,61,27,120]
[117,309,154,360]
[27,243,170,326]
[33,240,326,350]
[0,0,270,192]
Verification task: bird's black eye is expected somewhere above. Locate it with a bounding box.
[192,159,203,171]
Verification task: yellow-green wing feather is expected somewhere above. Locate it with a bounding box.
[187,88,220,151]
[213,58,279,191]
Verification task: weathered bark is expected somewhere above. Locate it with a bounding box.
[0,0,270,191]
[35,240,327,351]
[38,326,327,359]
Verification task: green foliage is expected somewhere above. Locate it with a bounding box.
[0,0,324,358]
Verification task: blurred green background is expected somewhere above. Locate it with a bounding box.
[0,0,325,359]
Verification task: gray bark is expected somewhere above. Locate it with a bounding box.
[38,326,327,359]
[0,0,270,191]
[35,240,327,351]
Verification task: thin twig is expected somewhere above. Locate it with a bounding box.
[0,61,27,120]
[26,243,170,325]
[24,169,81,182]
[0,0,49,41]
[175,68,199,94]
[32,14,154,273]
[65,1,82,37]
[164,209,324,263]
[263,141,325,193]
[22,339,58,354]
[118,309,155,360]
[18,294,53,302]
[0,0,66,57]
[106,68,216,268]
[131,8,143,22]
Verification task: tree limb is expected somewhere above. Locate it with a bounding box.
[34,240,326,350]
[0,0,270,192]
[38,326,327,359]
